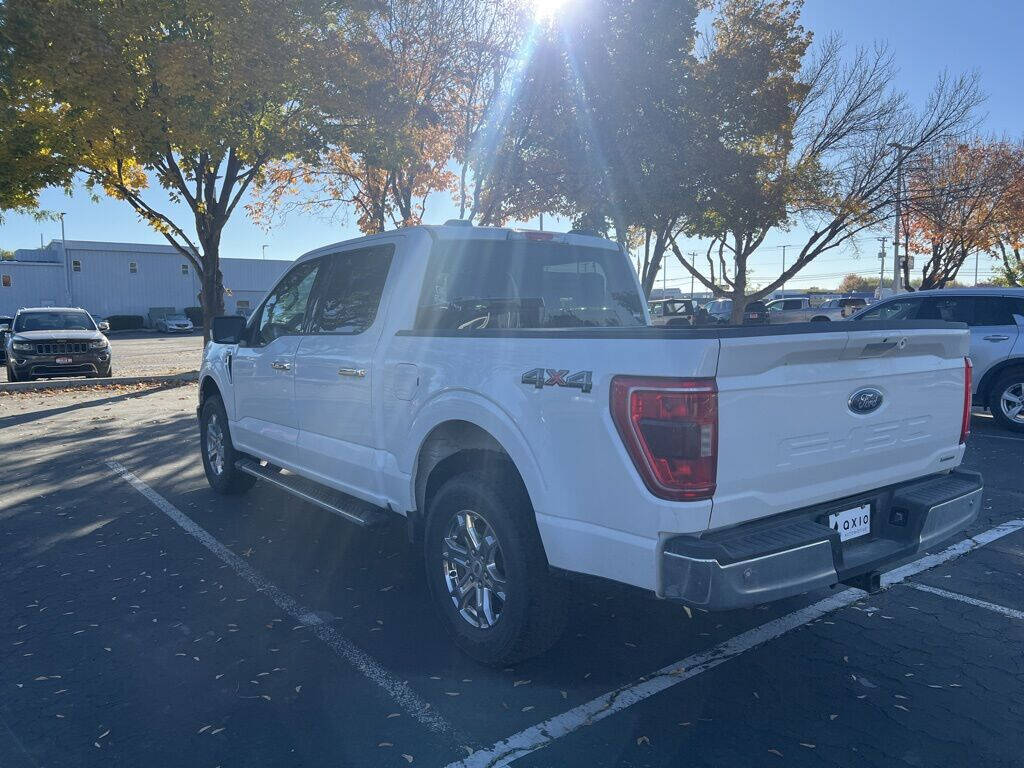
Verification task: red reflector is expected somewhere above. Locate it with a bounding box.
[610,376,718,501]
[960,357,972,444]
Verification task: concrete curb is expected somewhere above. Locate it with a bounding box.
[0,370,199,393]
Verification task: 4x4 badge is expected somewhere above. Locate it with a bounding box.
[521,368,593,394]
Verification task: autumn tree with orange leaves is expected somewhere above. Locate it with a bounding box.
[991,146,1024,286]
[903,139,1019,290]
[251,0,527,234]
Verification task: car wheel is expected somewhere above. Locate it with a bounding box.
[88,364,112,379]
[6,364,21,382]
[991,370,1024,433]
[424,466,568,666]
[200,395,257,494]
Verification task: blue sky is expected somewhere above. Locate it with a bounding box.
[2,0,1019,288]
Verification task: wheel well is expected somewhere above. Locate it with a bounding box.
[976,360,1024,407]
[810,315,831,322]
[199,376,222,409]
[411,420,529,540]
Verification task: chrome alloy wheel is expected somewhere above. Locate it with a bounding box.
[206,413,225,475]
[1000,382,1024,425]
[441,510,508,629]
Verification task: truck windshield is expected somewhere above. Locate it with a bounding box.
[14,311,95,332]
[415,239,645,330]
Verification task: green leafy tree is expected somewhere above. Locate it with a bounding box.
[2,0,377,338]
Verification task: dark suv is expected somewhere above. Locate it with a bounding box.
[4,307,113,382]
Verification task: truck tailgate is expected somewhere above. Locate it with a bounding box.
[710,324,969,529]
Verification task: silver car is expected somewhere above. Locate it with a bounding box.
[851,288,1024,431]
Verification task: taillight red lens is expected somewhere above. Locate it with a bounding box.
[610,376,718,501]
[960,357,972,444]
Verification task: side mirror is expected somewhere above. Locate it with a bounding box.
[0,323,10,333]
[212,315,246,344]
[97,321,110,332]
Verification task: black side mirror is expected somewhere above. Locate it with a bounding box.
[211,315,246,344]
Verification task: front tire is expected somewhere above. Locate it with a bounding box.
[991,370,1024,433]
[200,395,257,494]
[5,364,22,382]
[424,467,567,666]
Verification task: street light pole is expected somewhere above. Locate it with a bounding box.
[261,244,268,260]
[877,237,887,296]
[58,211,71,305]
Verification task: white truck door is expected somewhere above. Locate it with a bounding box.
[293,244,395,499]
[231,258,322,466]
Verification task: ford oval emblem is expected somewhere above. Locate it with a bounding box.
[849,388,884,415]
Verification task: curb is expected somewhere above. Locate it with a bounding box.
[0,370,199,393]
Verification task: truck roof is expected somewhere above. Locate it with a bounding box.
[294,222,620,264]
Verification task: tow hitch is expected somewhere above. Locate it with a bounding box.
[842,570,882,594]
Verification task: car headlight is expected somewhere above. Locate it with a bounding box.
[89,338,109,350]
[11,340,35,352]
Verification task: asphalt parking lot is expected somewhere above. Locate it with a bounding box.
[1,386,1022,768]
[1,331,203,382]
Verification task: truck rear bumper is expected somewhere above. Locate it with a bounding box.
[659,470,983,609]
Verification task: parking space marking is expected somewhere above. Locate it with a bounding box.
[969,431,1024,443]
[905,582,1024,621]
[448,516,1024,768]
[105,460,455,737]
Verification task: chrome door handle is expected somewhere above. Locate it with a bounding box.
[338,368,366,378]
[983,335,1010,341]
[270,360,292,371]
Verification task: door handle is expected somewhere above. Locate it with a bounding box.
[983,335,1010,342]
[338,368,366,378]
[270,360,292,371]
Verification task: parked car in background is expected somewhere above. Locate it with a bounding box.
[197,223,980,664]
[851,288,1024,431]
[649,298,697,326]
[818,297,869,318]
[0,316,12,363]
[766,297,845,323]
[155,313,195,333]
[4,307,112,382]
[698,298,770,325]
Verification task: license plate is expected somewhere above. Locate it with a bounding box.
[745,313,758,319]
[829,504,871,542]
[55,356,73,364]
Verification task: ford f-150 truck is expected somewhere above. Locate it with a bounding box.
[197,223,982,665]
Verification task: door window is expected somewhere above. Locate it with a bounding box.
[856,298,922,321]
[308,245,394,334]
[972,296,1023,326]
[917,296,976,325]
[782,299,803,310]
[253,259,321,346]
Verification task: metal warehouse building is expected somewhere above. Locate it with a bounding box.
[0,240,290,321]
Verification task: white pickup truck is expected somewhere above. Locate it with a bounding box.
[197,223,982,664]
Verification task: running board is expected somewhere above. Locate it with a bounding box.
[235,458,390,528]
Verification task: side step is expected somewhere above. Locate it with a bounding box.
[235,458,391,528]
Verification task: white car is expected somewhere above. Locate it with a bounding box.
[196,223,982,664]
[155,314,194,333]
[765,297,845,323]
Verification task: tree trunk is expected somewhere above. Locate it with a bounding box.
[729,260,748,325]
[199,244,225,344]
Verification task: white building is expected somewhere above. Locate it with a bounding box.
[1,240,289,321]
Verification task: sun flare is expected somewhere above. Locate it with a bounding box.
[531,0,571,21]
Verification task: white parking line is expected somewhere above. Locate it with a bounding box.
[106,460,455,736]
[905,582,1024,621]
[448,516,1024,768]
[970,432,1024,442]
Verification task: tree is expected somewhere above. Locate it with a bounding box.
[837,273,878,293]
[670,5,983,323]
[251,0,527,235]
[469,0,705,295]
[2,0,377,339]
[903,139,1017,290]
[992,145,1024,287]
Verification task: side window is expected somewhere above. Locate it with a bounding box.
[783,299,803,310]
[253,259,321,346]
[973,297,1020,326]
[856,298,922,321]
[917,296,975,325]
[308,245,393,334]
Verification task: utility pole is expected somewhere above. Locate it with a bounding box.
[889,143,912,294]
[877,237,887,295]
[688,251,697,299]
[974,249,979,286]
[58,211,70,305]
[539,213,544,232]
[261,244,268,260]
[781,245,788,296]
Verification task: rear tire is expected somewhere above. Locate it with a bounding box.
[990,369,1024,433]
[200,395,257,494]
[424,467,568,666]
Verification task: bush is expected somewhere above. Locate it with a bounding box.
[105,315,145,331]
[184,306,203,326]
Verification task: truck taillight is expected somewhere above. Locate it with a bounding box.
[610,376,718,501]
[960,357,972,445]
